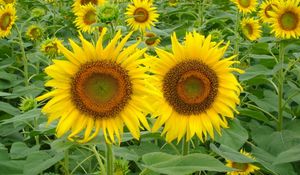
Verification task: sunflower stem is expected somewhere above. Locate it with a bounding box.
[234,10,240,56]
[91,145,106,175]
[64,149,70,175]
[182,137,190,156]
[106,143,114,175]
[277,41,285,131]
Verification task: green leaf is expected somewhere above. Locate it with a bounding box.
[0,160,25,174]
[142,152,232,175]
[273,144,300,165]
[1,109,40,124]
[0,101,20,115]
[240,65,273,81]
[238,108,270,123]
[10,142,39,159]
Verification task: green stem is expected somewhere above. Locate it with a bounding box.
[15,24,29,86]
[277,42,285,131]
[106,143,114,175]
[34,117,40,145]
[234,11,240,56]
[91,145,106,175]
[64,149,70,175]
[182,137,190,156]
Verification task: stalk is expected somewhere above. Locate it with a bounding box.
[277,42,285,131]
[106,143,114,175]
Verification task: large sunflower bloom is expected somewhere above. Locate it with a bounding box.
[241,18,262,41]
[0,4,16,38]
[74,4,97,33]
[147,31,243,143]
[72,0,105,12]
[226,149,260,175]
[231,0,257,14]
[259,0,279,23]
[125,0,159,32]
[37,28,150,143]
[269,0,300,39]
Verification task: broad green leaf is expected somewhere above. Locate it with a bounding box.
[0,160,25,174]
[1,109,41,124]
[10,142,39,159]
[0,101,20,115]
[238,108,270,123]
[273,144,300,165]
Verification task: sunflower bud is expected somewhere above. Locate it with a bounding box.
[19,97,37,112]
[31,7,46,18]
[99,3,119,23]
[114,159,129,175]
[40,38,62,57]
[26,24,43,41]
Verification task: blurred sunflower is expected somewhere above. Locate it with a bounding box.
[259,0,278,23]
[37,28,151,143]
[26,24,43,41]
[231,0,257,14]
[144,32,160,47]
[0,0,16,5]
[168,0,178,6]
[99,3,119,23]
[241,18,262,41]
[147,31,243,142]
[74,4,97,33]
[0,4,16,38]
[72,0,105,12]
[125,0,159,32]
[40,38,62,57]
[226,149,260,175]
[269,0,300,39]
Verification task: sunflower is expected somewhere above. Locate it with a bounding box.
[144,32,160,47]
[231,0,257,14]
[37,28,150,143]
[74,4,97,33]
[40,38,62,57]
[0,4,16,38]
[72,0,105,12]
[0,0,16,5]
[259,0,279,23]
[269,0,300,39]
[147,31,243,143]
[26,24,43,41]
[125,0,159,32]
[241,18,262,41]
[226,149,260,175]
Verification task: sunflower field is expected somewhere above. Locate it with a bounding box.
[1,0,300,174]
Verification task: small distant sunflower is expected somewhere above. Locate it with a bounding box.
[259,0,279,23]
[37,28,150,143]
[40,38,62,57]
[0,4,16,38]
[226,149,260,175]
[231,0,257,14]
[72,0,105,12]
[26,24,43,41]
[74,4,97,33]
[99,3,119,23]
[241,18,262,41]
[147,31,243,143]
[269,0,300,39]
[125,0,159,32]
[144,32,160,47]
[0,0,16,5]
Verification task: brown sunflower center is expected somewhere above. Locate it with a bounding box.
[4,0,14,3]
[0,13,12,30]
[244,23,253,35]
[163,60,218,115]
[279,11,298,31]
[133,7,149,23]
[232,162,249,172]
[81,0,97,5]
[71,61,132,119]
[238,0,250,8]
[83,10,97,25]
[29,28,42,39]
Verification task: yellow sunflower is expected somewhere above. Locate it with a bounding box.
[37,28,150,143]
[144,32,160,47]
[26,24,43,41]
[226,149,260,175]
[241,18,262,41]
[0,4,16,38]
[40,38,62,57]
[146,31,243,143]
[231,0,257,14]
[74,4,97,33]
[125,0,159,32]
[269,0,300,39]
[259,0,279,23]
[72,0,105,12]
[0,0,16,5]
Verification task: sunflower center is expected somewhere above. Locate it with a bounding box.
[81,0,97,5]
[0,13,12,30]
[244,23,253,35]
[83,10,97,25]
[279,11,298,31]
[232,162,249,171]
[30,28,42,39]
[133,7,149,23]
[264,4,276,18]
[71,61,132,118]
[238,0,250,8]
[163,60,218,115]
[4,0,14,3]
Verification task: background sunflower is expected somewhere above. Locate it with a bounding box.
[231,0,257,14]
[241,17,262,41]
[0,4,16,38]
